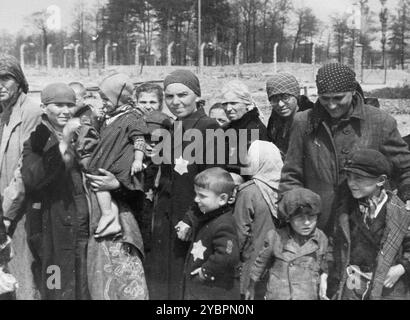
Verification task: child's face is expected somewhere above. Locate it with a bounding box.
[289,213,318,237]
[209,108,230,126]
[194,185,228,214]
[346,172,385,199]
[137,92,162,112]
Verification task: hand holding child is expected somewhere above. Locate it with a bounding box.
[131,160,144,175]
[384,264,405,288]
[175,221,191,241]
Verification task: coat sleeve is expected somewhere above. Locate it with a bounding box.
[20,102,42,149]
[249,229,275,281]
[233,189,254,261]
[21,127,65,193]
[397,228,410,275]
[279,113,306,193]
[379,116,410,202]
[200,223,240,280]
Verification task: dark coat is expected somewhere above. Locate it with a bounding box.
[224,108,269,175]
[146,107,220,300]
[182,205,240,300]
[279,96,410,234]
[333,192,410,300]
[267,95,313,158]
[21,121,90,300]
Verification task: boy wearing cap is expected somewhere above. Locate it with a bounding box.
[245,188,329,300]
[21,83,89,299]
[333,148,410,300]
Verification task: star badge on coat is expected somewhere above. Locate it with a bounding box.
[191,240,207,261]
[174,156,189,175]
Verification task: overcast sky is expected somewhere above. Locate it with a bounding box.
[0,0,399,34]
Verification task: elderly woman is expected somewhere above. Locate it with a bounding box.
[220,80,268,175]
[280,63,410,237]
[0,54,42,299]
[266,73,313,158]
[146,69,219,300]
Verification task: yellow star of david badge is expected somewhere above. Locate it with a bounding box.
[191,240,207,261]
[174,156,189,175]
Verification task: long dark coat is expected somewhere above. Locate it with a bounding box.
[21,121,89,300]
[279,96,410,235]
[146,107,219,300]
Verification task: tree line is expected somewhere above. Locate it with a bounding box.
[1,0,410,69]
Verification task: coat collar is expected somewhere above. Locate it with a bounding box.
[195,204,232,225]
[282,226,321,258]
[307,94,366,135]
[228,108,260,130]
[179,106,208,131]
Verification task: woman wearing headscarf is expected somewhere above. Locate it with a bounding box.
[146,69,219,300]
[266,73,313,158]
[220,80,269,175]
[233,140,283,299]
[0,54,42,299]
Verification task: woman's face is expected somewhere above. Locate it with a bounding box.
[165,83,198,119]
[269,94,298,118]
[0,75,20,103]
[318,91,354,119]
[42,103,77,130]
[209,108,230,126]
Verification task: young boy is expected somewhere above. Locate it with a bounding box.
[176,167,240,300]
[333,148,410,300]
[246,188,328,300]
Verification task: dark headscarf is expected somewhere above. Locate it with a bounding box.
[0,54,29,94]
[316,63,356,95]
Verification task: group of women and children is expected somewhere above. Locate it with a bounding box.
[0,52,410,300]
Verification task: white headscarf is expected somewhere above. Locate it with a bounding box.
[246,140,283,218]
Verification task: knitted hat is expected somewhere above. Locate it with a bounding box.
[316,63,357,95]
[0,54,29,94]
[278,188,321,222]
[99,73,134,106]
[163,70,201,97]
[41,83,76,105]
[266,73,300,99]
[343,148,392,178]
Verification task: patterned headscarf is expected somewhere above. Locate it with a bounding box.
[0,54,29,94]
[316,63,356,95]
[266,73,300,99]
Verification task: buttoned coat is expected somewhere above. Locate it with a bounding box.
[250,226,328,300]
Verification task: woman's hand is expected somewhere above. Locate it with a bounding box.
[85,168,120,192]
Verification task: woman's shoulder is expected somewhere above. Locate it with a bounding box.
[20,94,43,118]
